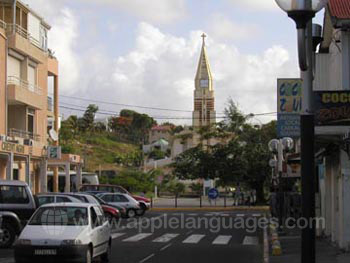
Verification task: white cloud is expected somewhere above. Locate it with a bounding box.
[207,14,260,41]
[78,23,297,124]
[83,0,187,24]
[227,0,279,11]
[48,8,80,95]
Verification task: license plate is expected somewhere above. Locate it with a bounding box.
[34,249,57,256]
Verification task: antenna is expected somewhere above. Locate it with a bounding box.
[49,129,58,142]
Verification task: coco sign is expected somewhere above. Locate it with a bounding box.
[314,91,350,126]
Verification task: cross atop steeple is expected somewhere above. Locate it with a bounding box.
[201,33,206,45]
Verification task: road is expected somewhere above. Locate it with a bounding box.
[0,210,265,263]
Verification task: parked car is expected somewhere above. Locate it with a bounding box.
[84,193,125,220]
[14,203,111,263]
[97,193,140,218]
[81,184,151,215]
[61,193,120,221]
[0,180,37,248]
[36,194,83,206]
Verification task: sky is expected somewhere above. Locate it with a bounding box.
[22,0,325,125]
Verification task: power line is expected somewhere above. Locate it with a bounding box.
[57,95,277,117]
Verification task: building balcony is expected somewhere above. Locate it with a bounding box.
[8,128,40,142]
[6,24,47,63]
[7,76,44,109]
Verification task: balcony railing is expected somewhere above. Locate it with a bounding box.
[8,128,40,142]
[0,20,6,30]
[8,76,42,95]
[6,24,47,51]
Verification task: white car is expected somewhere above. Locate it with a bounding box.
[14,203,111,263]
[97,193,140,218]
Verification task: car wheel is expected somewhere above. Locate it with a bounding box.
[85,248,92,263]
[101,243,111,262]
[0,223,16,248]
[127,209,136,218]
[136,204,146,216]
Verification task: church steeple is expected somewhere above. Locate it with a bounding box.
[192,34,216,127]
[195,33,213,91]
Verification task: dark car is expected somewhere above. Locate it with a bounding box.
[85,193,127,218]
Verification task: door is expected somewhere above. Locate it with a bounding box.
[90,207,103,256]
[113,194,129,208]
[95,206,109,253]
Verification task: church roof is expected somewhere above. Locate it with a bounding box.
[195,33,213,81]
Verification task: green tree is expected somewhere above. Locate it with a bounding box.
[82,104,99,132]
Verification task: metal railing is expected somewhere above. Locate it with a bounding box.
[7,76,42,95]
[8,128,40,142]
[0,20,6,30]
[6,24,47,52]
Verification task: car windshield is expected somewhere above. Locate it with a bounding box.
[29,206,88,226]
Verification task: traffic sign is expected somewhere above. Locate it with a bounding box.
[208,188,219,200]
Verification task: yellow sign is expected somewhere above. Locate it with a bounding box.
[1,142,25,154]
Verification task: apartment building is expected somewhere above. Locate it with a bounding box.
[0,0,82,194]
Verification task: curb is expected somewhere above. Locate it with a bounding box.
[263,223,269,263]
[149,206,269,212]
[270,224,282,256]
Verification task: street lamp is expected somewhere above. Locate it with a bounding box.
[275,0,328,70]
[274,1,328,263]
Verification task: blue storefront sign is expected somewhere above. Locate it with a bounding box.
[277,114,300,138]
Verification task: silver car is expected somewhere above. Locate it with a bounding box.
[97,193,140,218]
[36,194,82,206]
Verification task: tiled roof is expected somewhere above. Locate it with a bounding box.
[329,0,350,20]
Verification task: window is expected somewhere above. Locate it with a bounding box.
[56,196,72,203]
[38,196,54,206]
[90,207,99,228]
[8,56,21,79]
[28,65,36,91]
[29,207,88,226]
[114,195,128,202]
[101,194,114,202]
[27,109,35,134]
[0,186,30,204]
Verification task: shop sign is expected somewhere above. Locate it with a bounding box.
[1,142,25,154]
[315,91,350,126]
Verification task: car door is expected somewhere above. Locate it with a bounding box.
[90,207,103,256]
[115,194,130,208]
[95,206,110,253]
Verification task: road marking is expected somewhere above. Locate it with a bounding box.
[160,243,172,251]
[221,213,230,217]
[212,235,232,245]
[115,214,165,232]
[182,234,205,244]
[236,214,245,217]
[139,253,155,263]
[111,233,126,239]
[153,233,179,243]
[123,233,153,242]
[187,213,198,216]
[243,236,259,245]
[252,213,261,217]
[186,230,193,235]
[204,213,213,216]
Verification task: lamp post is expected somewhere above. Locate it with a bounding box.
[274,0,328,263]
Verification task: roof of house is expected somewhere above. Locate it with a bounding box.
[329,0,350,20]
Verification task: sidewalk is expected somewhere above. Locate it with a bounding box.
[270,229,350,263]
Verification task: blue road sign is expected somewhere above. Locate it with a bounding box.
[208,188,219,200]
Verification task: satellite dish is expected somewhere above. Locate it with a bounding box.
[49,129,58,142]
